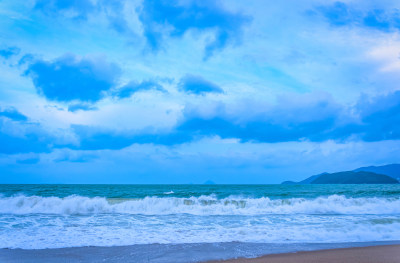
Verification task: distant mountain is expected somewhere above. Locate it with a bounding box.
[282,164,400,184]
[282,173,326,185]
[354,164,400,182]
[310,171,398,184]
[300,173,327,184]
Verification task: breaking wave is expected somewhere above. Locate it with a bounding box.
[1,194,400,215]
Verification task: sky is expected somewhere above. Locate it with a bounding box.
[1,0,400,184]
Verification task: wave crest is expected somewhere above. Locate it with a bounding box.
[1,194,399,215]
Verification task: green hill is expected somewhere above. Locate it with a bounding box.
[310,171,398,184]
[282,170,399,184]
[354,164,400,182]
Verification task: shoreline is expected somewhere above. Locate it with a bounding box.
[1,242,400,263]
[205,244,400,263]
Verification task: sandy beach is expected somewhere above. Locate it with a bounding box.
[0,244,399,263]
[206,245,400,263]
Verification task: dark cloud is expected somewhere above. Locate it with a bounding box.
[0,108,52,154]
[0,46,20,59]
[64,94,339,150]
[18,54,35,66]
[139,0,251,58]
[70,125,191,150]
[316,2,354,26]
[355,91,400,141]
[0,108,28,122]
[71,125,137,150]
[68,103,97,112]
[162,90,400,145]
[363,9,393,30]
[178,75,223,95]
[178,90,400,143]
[175,113,336,144]
[67,118,335,151]
[32,0,250,58]
[0,132,50,154]
[315,2,400,31]
[114,80,165,99]
[25,54,121,103]
[0,116,77,154]
[3,90,400,153]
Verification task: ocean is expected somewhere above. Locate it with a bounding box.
[1,184,400,262]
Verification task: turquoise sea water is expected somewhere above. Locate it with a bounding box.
[1,184,400,254]
[2,184,400,198]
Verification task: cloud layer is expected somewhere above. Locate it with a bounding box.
[139,0,250,58]
[1,0,400,183]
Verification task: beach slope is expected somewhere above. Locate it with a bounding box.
[206,245,400,263]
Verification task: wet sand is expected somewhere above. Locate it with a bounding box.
[1,244,399,263]
[206,245,400,263]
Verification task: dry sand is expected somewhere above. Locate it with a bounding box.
[206,245,400,263]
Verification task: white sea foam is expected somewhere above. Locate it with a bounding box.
[1,212,400,249]
[1,194,400,215]
[1,194,400,249]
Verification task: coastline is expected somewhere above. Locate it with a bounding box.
[205,244,400,263]
[1,242,400,263]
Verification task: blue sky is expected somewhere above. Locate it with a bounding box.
[1,0,400,183]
